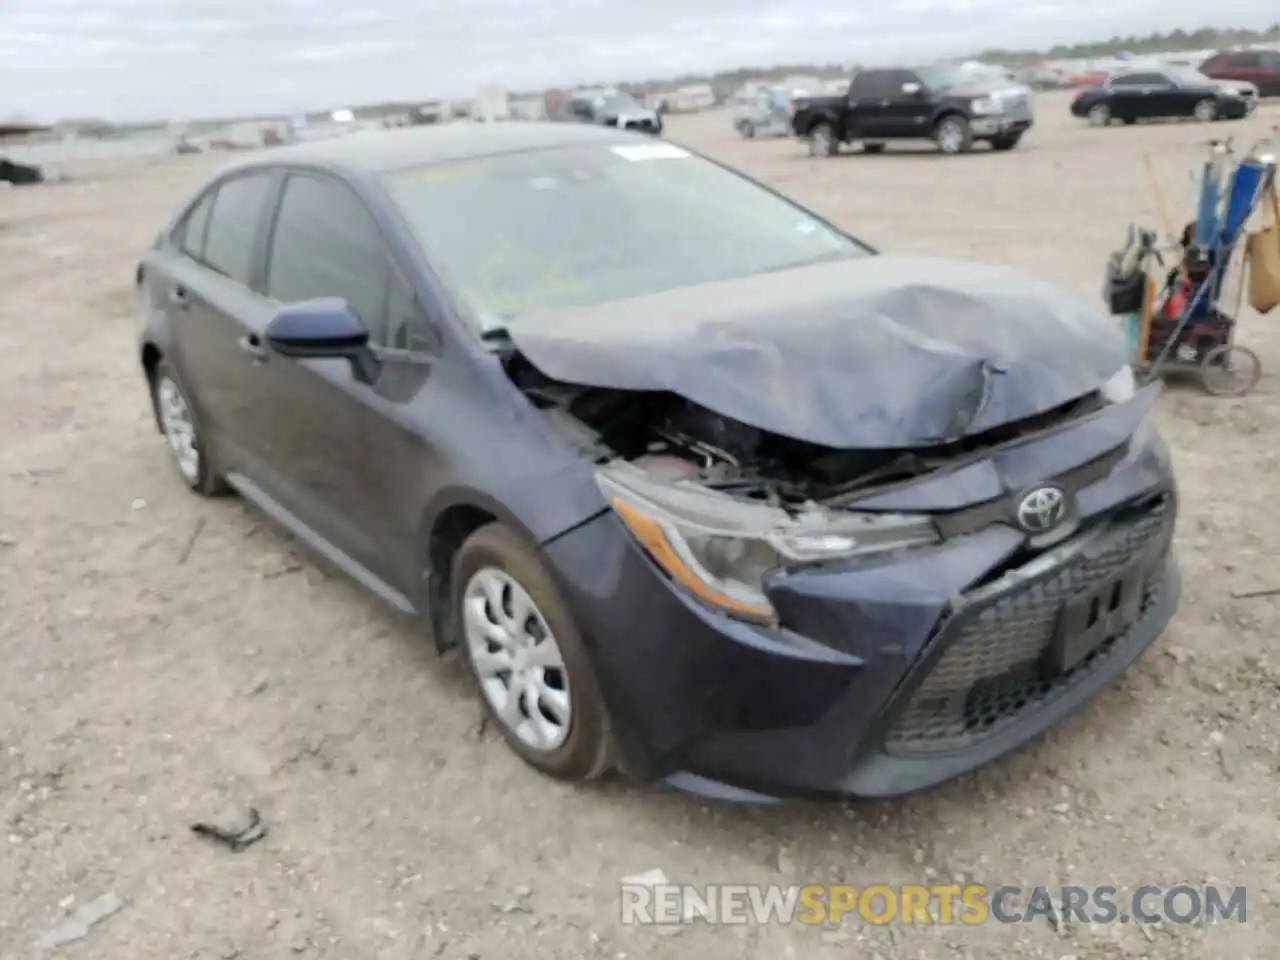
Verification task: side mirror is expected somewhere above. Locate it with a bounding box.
[901,82,923,96]
[265,297,381,385]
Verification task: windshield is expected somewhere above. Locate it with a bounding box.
[1166,66,1212,85]
[384,143,868,328]
[918,64,1011,89]
[594,93,641,114]
[916,66,971,90]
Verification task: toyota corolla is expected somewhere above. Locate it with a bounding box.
[136,122,1180,801]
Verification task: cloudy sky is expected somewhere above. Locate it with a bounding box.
[1,0,1276,121]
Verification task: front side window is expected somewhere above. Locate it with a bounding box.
[1228,52,1262,68]
[202,172,274,285]
[384,142,868,331]
[265,173,392,344]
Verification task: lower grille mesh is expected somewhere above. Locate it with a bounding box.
[884,498,1171,756]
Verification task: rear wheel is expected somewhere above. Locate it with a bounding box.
[1193,98,1218,122]
[150,360,227,496]
[934,115,973,155]
[808,123,838,157]
[453,523,614,781]
[1087,103,1111,127]
[1199,344,1261,396]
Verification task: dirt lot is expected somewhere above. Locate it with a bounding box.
[3,91,1280,960]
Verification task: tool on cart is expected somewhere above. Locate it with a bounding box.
[1246,172,1280,314]
[1104,137,1272,397]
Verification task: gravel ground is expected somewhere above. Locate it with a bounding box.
[2,91,1279,960]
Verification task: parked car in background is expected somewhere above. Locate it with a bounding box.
[551,90,662,135]
[135,121,1179,801]
[1200,49,1280,98]
[1070,67,1256,126]
[791,63,1034,156]
[733,86,807,138]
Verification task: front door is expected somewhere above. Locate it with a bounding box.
[879,69,934,137]
[253,170,421,580]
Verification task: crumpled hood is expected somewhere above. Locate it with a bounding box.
[505,254,1129,449]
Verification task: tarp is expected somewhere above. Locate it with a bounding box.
[505,255,1128,450]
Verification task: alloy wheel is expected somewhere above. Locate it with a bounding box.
[1088,104,1111,127]
[156,376,200,483]
[462,567,572,752]
[1194,99,1217,122]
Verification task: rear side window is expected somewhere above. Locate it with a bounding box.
[850,71,891,97]
[1114,73,1166,86]
[202,172,274,285]
[1261,51,1280,68]
[178,193,214,258]
[1228,52,1262,68]
[265,173,393,343]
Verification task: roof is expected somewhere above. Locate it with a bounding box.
[231,121,637,175]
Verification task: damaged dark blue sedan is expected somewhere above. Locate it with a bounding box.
[136,122,1180,801]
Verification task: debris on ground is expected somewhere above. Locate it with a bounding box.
[0,156,44,186]
[1231,586,1280,600]
[177,516,207,564]
[38,891,125,950]
[191,807,267,852]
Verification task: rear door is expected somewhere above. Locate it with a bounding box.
[1259,51,1280,96]
[255,170,436,582]
[166,169,282,481]
[1106,72,1171,119]
[846,70,894,138]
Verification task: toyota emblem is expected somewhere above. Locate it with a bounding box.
[1015,486,1067,533]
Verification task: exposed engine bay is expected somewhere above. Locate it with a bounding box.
[505,354,1106,507]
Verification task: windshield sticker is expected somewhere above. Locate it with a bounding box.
[610,143,690,162]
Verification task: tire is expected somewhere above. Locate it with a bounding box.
[934,114,973,155]
[1193,98,1218,122]
[149,359,228,496]
[808,122,838,157]
[1087,103,1111,127]
[1199,344,1261,397]
[989,133,1022,151]
[862,142,886,154]
[739,120,756,139]
[452,523,615,782]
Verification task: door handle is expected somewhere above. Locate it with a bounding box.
[238,334,269,363]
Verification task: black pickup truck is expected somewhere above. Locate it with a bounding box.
[791,64,1035,156]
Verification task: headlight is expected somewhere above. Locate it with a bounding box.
[971,97,1002,115]
[1100,364,1136,404]
[597,464,939,624]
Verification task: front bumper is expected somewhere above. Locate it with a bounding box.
[1221,98,1251,119]
[972,114,1033,137]
[541,414,1179,801]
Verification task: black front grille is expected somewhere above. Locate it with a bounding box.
[884,497,1172,756]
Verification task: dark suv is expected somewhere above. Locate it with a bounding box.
[790,64,1034,156]
[1200,49,1280,98]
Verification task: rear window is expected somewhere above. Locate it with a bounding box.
[383,143,866,329]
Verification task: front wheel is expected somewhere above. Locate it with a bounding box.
[989,132,1022,151]
[1193,98,1218,122]
[453,523,615,781]
[934,115,973,155]
[807,123,838,157]
[738,120,755,139]
[1087,103,1111,127]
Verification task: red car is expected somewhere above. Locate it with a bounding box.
[1200,49,1280,97]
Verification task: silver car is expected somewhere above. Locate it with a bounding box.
[733,87,805,139]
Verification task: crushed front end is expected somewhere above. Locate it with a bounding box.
[520,353,1180,799]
